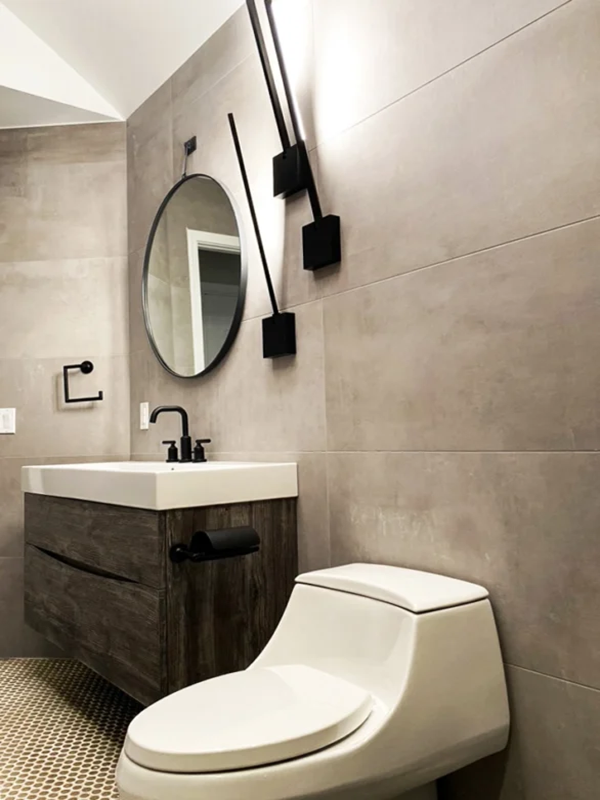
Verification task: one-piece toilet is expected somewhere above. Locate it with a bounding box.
[117,564,509,800]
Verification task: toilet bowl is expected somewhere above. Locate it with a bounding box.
[117,564,510,800]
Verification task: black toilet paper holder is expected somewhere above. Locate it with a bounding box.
[62,360,104,404]
[170,527,260,564]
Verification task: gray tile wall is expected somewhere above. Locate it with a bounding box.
[0,123,129,656]
[126,1,599,796]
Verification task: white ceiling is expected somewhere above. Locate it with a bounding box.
[0,0,245,128]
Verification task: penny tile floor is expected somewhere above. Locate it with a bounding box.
[0,659,141,799]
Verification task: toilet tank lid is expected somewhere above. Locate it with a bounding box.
[296,564,488,613]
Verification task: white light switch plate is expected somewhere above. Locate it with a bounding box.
[0,408,16,434]
[140,402,149,431]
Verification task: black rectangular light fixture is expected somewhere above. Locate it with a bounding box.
[228,112,297,359]
[246,0,309,199]
[246,0,341,272]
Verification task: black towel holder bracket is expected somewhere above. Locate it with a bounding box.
[63,361,104,404]
[170,527,260,564]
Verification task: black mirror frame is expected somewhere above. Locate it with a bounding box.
[142,173,248,380]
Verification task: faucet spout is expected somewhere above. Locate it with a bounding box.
[149,405,190,437]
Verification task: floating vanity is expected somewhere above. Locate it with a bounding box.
[22,462,298,706]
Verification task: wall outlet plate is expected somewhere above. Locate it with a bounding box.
[140,402,150,431]
[0,408,16,434]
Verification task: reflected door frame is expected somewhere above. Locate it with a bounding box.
[186,228,242,374]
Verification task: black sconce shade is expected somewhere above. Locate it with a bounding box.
[262,312,297,358]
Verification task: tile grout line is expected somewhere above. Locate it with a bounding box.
[236,211,600,320]
[320,300,333,566]
[506,663,600,695]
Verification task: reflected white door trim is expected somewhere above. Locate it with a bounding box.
[186,229,241,374]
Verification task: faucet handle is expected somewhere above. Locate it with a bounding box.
[162,440,179,463]
[193,439,212,463]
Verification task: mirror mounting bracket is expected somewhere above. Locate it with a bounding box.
[181,136,197,178]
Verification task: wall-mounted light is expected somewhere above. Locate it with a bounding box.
[246,0,341,272]
[228,112,297,359]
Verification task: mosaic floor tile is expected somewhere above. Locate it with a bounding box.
[0,659,141,800]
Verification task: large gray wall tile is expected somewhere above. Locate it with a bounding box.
[312,0,570,143]
[327,451,600,688]
[324,219,600,453]
[210,301,326,453]
[172,8,254,123]
[0,129,27,199]
[0,460,27,558]
[439,667,600,800]
[0,124,127,263]
[0,257,128,359]
[314,0,600,294]
[0,356,130,459]
[130,300,326,456]
[127,100,174,254]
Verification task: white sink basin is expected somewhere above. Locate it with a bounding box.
[22,461,298,511]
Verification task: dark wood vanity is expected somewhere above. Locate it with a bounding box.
[24,493,297,706]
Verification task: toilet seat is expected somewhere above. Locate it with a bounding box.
[125,665,372,774]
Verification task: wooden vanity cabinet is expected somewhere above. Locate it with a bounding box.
[23,493,297,706]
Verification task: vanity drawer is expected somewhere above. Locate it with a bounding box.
[24,493,165,589]
[25,545,165,705]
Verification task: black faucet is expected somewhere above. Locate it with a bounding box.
[150,406,193,463]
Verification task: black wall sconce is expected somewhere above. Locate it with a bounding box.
[63,361,104,404]
[246,0,341,272]
[228,112,296,359]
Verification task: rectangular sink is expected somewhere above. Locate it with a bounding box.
[22,461,298,511]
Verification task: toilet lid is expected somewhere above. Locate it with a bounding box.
[125,665,372,774]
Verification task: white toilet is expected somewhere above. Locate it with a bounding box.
[117,564,509,800]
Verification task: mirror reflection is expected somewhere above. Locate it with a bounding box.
[143,175,246,378]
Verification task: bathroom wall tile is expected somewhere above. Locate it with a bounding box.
[0,257,128,359]
[0,355,130,459]
[211,301,326,453]
[209,451,330,573]
[128,337,217,456]
[439,667,600,800]
[324,219,600,453]
[17,162,126,263]
[0,460,27,558]
[313,0,600,295]
[171,7,254,123]
[312,0,569,143]
[127,109,174,255]
[0,558,61,657]
[327,451,600,688]
[128,249,147,355]
[130,300,326,456]
[0,126,127,263]
[127,80,173,148]
[0,129,27,198]
[26,122,126,165]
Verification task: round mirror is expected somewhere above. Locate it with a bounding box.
[143,174,246,378]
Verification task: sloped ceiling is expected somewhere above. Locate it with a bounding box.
[0,0,244,129]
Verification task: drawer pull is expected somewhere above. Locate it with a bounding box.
[170,527,259,564]
[34,546,136,584]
